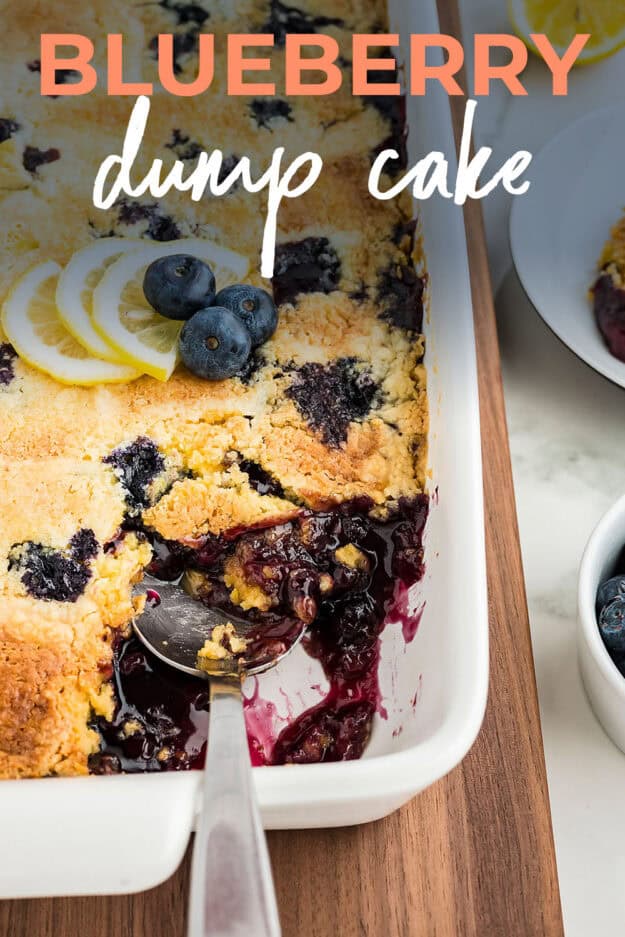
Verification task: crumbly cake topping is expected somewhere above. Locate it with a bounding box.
[596,214,625,292]
[0,0,429,777]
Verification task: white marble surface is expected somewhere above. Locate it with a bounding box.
[458,3,625,935]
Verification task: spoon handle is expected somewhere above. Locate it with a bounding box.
[187,677,281,937]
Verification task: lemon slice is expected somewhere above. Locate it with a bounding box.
[91,238,249,381]
[1,261,142,386]
[56,237,144,362]
[509,0,625,64]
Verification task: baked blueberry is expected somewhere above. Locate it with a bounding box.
[166,129,202,162]
[214,285,278,347]
[0,118,19,144]
[88,753,122,775]
[597,575,625,615]
[237,458,285,498]
[27,60,81,96]
[22,145,60,174]
[157,0,209,26]
[250,99,293,130]
[69,528,99,563]
[148,30,198,75]
[104,436,165,509]
[116,198,181,242]
[273,237,341,306]
[392,496,429,583]
[365,63,408,172]
[272,699,374,764]
[263,0,344,46]
[217,154,241,188]
[179,306,251,380]
[0,343,17,386]
[9,540,93,603]
[286,357,379,446]
[377,259,425,332]
[599,596,625,653]
[143,254,216,320]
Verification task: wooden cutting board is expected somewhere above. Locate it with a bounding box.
[0,3,564,935]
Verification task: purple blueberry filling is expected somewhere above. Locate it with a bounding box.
[215,153,243,191]
[69,528,100,563]
[0,119,19,144]
[27,59,82,95]
[90,495,428,770]
[157,0,209,26]
[272,699,374,764]
[0,343,17,386]
[166,129,203,161]
[8,528,99,602]
[88,753,124,775]
[263,0,344,46]
[273,237,341,306]
[377,260,425,332]
[89,636,210,773]
[365,65,408,172]
[22,146,60,174]
[250,99,293,130]
[286,357,379,447]
[238,459,285,498]
[593,272,625,363]
[115,198,182,241]
[148,30,199,75]
[103,437,166,511]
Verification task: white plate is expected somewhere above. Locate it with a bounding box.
[510,103,625,389]
[0,0,489,898]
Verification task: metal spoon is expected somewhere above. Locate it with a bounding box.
[132,573,307,937]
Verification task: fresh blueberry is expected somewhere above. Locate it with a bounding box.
[143,254,215,320]
[596,575,625,615]
[599,595,625,653]
[179,307,251,380]
[214,285,278,347]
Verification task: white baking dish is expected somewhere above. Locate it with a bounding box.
[0,0,488,898]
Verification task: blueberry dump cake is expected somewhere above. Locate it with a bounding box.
[0,0,429,778]
[591,212,625,362]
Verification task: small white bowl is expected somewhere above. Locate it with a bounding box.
[579,494,625,752]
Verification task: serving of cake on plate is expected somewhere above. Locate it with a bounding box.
[591,211,625,362]
[0,0,429,778]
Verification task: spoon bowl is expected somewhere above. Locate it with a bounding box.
[133,573,307,678]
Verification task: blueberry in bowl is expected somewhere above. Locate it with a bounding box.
[599,595,625,654]
[596,571,625,655]
[214,285,278,347]
[143,253,216,320]
[597,574,625,614]
[179,306,252,380]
